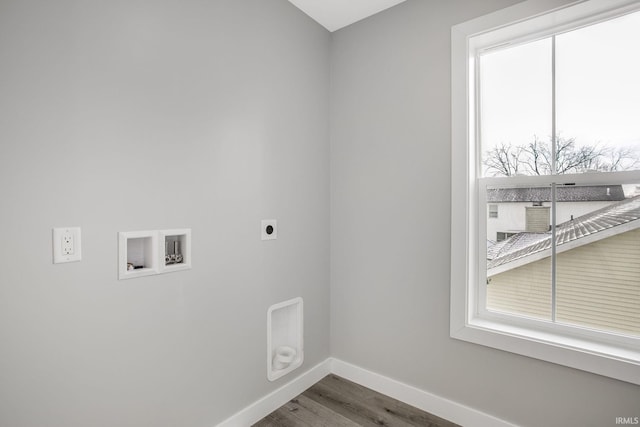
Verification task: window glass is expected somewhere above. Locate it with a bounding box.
[486,183,640,334]
[480,10,640,334]
[480,38,552,177]
[486,186,552,320]
[488,204,498,218]
[556,12,640,174]
[555,183,640,336]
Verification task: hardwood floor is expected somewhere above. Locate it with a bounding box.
[252,374,460,427]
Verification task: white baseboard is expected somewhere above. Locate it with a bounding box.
[217,357,515,427]
[330,358,517,427]
[216,359,331,427]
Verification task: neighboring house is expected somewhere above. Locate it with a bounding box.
[486,185,626,242]
[486,196,640,335]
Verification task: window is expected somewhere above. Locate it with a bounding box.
[495,232,517,242]
[488,204,498,218]
[451,0,640,385]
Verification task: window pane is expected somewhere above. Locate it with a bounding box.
[555,11,640,174]
[480,38,552,177]
[555,183,640,336]
[488,204,498,218]
[486,186,552,320]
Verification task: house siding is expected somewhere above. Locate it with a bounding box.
[487,257,552,320]
[488,228,640,334]
[525,206,550,232]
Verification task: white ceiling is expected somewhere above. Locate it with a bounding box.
[287,0,409,32]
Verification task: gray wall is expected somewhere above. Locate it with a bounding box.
[2,0,638,426]
[0,1,329,426]
[329,1,640,426]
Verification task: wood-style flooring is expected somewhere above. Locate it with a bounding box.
[252,374,460,427]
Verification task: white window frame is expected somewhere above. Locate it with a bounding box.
[451,0,640,385]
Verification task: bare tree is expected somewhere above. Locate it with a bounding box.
[592,146,640,172]
[483,143,524,176]
[483,136,639,176]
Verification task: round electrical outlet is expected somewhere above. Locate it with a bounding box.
[261,220,277,240]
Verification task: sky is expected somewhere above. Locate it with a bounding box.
[479,9,640,175]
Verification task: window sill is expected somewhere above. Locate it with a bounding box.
[451,317,640,385]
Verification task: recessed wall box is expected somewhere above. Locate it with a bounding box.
[118,231,158,280]
[159,229,191,274]
[267,297,303,381]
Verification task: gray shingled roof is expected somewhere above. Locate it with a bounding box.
[487,233,549,261]
[487,185,625,202]
[487,195,640,271]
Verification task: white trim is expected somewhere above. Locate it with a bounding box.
[217,358,516,427]
[468,0,640,54]
[330,359,516,427]
[216,359,331,427]
[481,169,640,188]
[451,0,640,386]
[455,320,640,384]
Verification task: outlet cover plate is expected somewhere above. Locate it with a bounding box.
[53,227,82,263]
[261,220,277,240]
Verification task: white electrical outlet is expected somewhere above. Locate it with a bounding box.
[62,232,73,255]
[53,227,82,263]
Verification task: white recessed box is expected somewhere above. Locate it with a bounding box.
[118,230,158,280]
[267,297,303,381]
[159,229,191,274]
